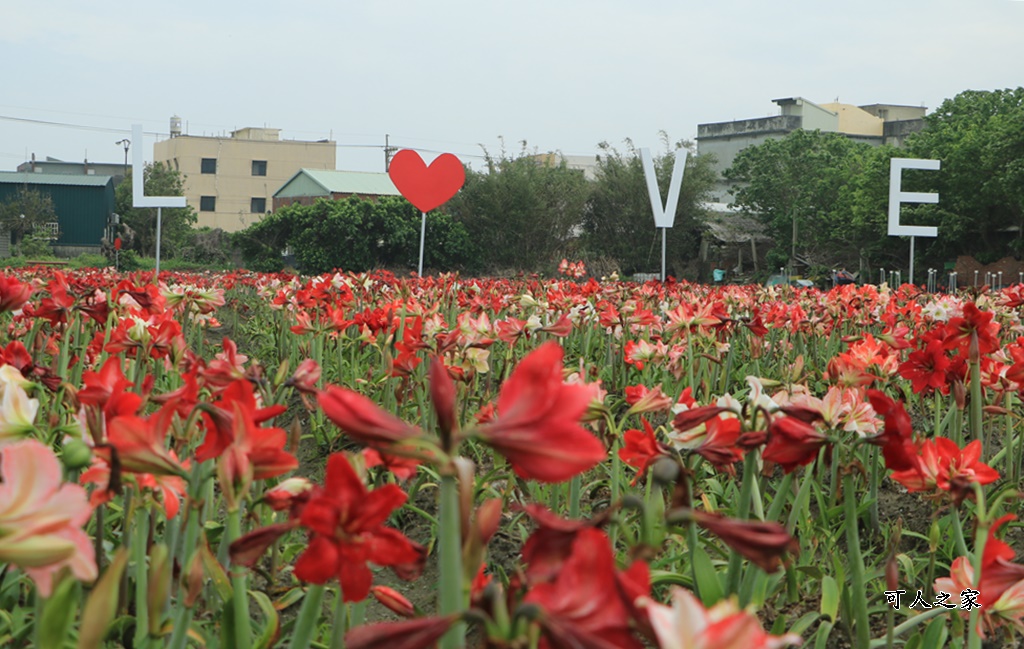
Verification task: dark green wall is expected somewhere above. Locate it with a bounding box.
[0,179,112,246]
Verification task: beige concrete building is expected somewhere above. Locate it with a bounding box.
[154,123,335,231]
[697,98,927,202]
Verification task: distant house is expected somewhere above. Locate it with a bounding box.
[272,169,401,211]
[0,172,114,257]
[17,156,130,186]
[700,203,774,278]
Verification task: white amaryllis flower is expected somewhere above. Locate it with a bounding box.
[0,380,39,444]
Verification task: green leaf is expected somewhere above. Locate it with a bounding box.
[813,620,833,649]
[691,546,724,606]
[78,548,130,649]
[921,616,949,647]
[251,590,281,649]
[820,575,839,622]
[273,587,306,612]
[789,611,820,637]
[649,570,692,589]
[38,576,78,649]
[199,536,232,602]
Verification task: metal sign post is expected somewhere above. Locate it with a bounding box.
[418,211,427,277]
[131,124,185,279]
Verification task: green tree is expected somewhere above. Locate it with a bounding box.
[446,143,591,272]
[582,136,716,276]
[114,162,196,258]
[236,196,473,274]
[906,88,1024,265]
[725,130,872,273]
[0,186,58,245]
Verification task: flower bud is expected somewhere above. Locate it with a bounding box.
[429,357,457,451]
[62,439,93,470]
[370,585,416,618]
[147,543,172,637]
[885,555,900,591]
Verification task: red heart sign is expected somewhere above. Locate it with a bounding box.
[388,149,465,213]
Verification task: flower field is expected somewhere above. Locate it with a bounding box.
[3,266,1024,648]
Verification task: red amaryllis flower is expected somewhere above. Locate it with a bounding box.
[0,275,32,313]
[196,380,297,491]
[519,504,609,585]
[624,384,673,415]
[196,380,287,463]
[934,516,1024,636]
[27,272,74,326]
[944,302,1000,356]
[318,386,422,448]
[95,403,186,477]
[77,356,133,409]
[890,438,999,505]
[202,337,249,388]
[620,418,670,481]
[287,359,321,394]
[761,416,827,473]
[363,447,421,481]
[898,336,951,394]
[293,453,425,601]
[524,528,645,649]
[476,342,606,483]
[865,390,917,472]
[345,615,458,649]
[688,511,799,573]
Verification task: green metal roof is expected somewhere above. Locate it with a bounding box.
[274,169,400,198]
[0,171,114,187]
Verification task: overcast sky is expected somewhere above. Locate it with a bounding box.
[1,0,1021,173]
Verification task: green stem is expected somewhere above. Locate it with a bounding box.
[167,602,195,649]
[288,584,326,649]
[869,447,880,534]
[1004,392,1015,485]
[227,507,252,649]
[134,505,150,649]
[969,357,983,446]
[867,607,951,647]
[328,585,347,649]
[439,473,465,649]
[568,474,581,520]
[951,509,971,558]
[967,486,989,649]
[844,473,870,649]
[726,452,758,594]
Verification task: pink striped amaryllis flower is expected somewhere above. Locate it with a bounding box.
[639,587,802,649]
[0,439,97,596]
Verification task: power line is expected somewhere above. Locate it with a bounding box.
[0,114,494,163]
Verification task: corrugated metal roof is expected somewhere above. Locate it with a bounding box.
[0,171,114,187]
[274,169,400,198]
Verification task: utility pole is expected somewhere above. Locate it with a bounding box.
[384,134,397,172]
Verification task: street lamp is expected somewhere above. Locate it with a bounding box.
[115,139,130,182]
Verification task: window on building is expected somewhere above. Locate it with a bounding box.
[200,196,216,211]
[41,222,60,241]
[252,160,268,176]
[201,158,217,174]
[251,197,267,213]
